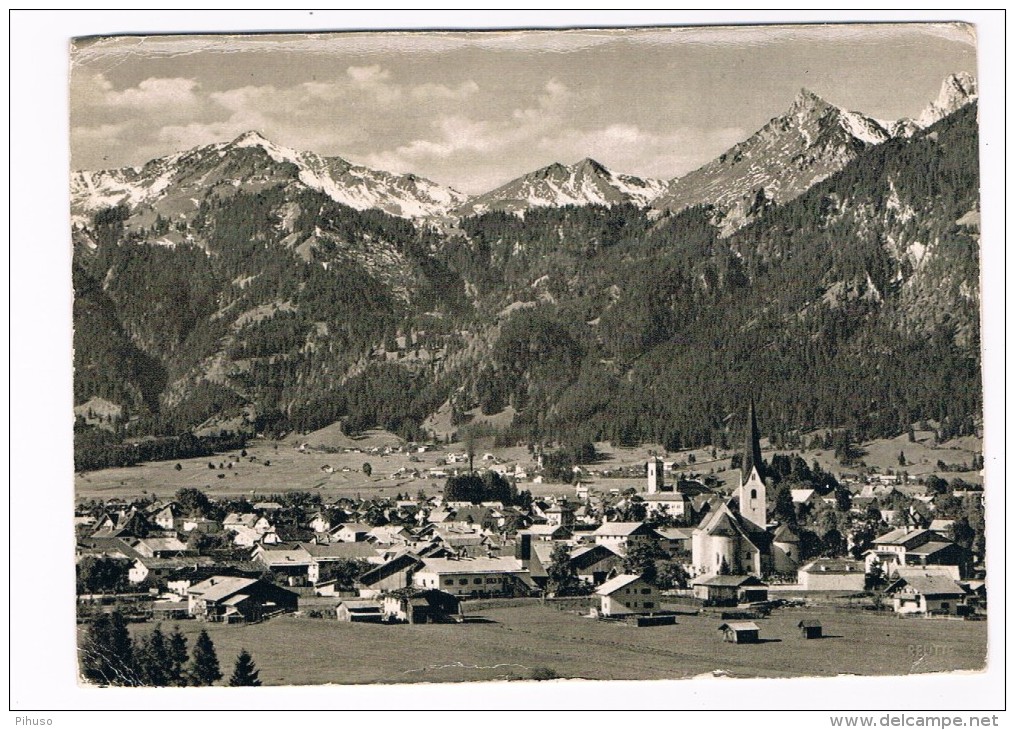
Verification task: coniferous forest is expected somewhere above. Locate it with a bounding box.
[72,104,981,469]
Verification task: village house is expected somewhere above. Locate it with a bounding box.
[356,552,424,596]
[330,523,372,543]
[412,556,537,598]
[223,513,275,547]
[519,524,571,542]
[592,521,658,556]
[543,501,576,529]
[693,574,769,606]
[163,562,263,596]
[252,545,315,586]
[797,558,866,592]
[864,527,969,578]
[382,589,462,624]
[147,502,182,531]
[595,574,660,617]
[188,576,298,623]
[885,572,970,615]
[790,489,817,509]
[91,508,152,539]
[641,492,690,520]
[180,516,221,534]
[308,511,332,533]
[655,527,693,558]
[367,525,415,547]
[569,544,624,586]
[892,564,962,582]
[131,537,194,558]
[298,541,382,583]
[127,556,215,585]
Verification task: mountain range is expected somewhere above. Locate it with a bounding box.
[72,73,977,235]
[71,73,982,469]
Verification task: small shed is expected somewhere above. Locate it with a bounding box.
[336,600,384,623]
[797,620,823,639]
[718,621,760,644]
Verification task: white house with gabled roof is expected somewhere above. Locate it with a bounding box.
[595,574,660,616]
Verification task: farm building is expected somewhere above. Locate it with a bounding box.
[719,621,760,644]
[864,528,970,579]
[797,558,866,592]
[382,590,462,624]
[655,527,693,558]
[127,556,215,585]
[357,552,424,596]
[412,556,537,597]
[252,546,314,586]
[798,620,823,639]
[693,574,769,606]
[188,576,298,623]
[336,599,384,623]
[596,574,661,617]
[298,541,382,583]
[885,573,969,615]
[569,544,624,586]
[592,521,659,556]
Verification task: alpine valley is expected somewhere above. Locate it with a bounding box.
[72,74,982,470]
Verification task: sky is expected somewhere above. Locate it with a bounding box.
[70,23,977,194]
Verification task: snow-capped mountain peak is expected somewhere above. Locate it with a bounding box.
[651,86,895,235]
[917,72,977,128]
[888,73,977,139]
[227,130,302,166]
[456,158,666,217]
[70,133,467,223]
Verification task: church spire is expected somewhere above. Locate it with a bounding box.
[741,396,764,485]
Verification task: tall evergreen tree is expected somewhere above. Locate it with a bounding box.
[134,624,174,686]
[168,626,189,687]
[228,649,262,687]
[545,543,584,597]
[79,609,136,686]
[189,629,222,686]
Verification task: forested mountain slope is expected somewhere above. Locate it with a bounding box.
[72,99,981,468]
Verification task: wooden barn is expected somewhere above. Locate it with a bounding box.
[382,589,462,624]
[798,620,823,639]
[693,575,769,607]
[187,576,298,623]
[718,621,760,644]
[335,599,384,623]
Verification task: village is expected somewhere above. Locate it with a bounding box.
[74,402,987,685]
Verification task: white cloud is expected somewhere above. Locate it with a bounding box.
[347,64,390,84]
[105,76,201,110]
[410,80,479,101]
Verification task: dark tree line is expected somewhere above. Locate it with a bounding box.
[80,612,260,687]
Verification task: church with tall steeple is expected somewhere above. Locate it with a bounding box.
[690,398,799,578]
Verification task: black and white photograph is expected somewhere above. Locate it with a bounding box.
[8,9,1006,719]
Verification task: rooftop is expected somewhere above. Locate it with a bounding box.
[596,574,645,595]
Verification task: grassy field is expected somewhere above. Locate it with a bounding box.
[75,423,982,503]
[125,602,988,686]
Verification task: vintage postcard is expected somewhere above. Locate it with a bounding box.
[68,22,987,691]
